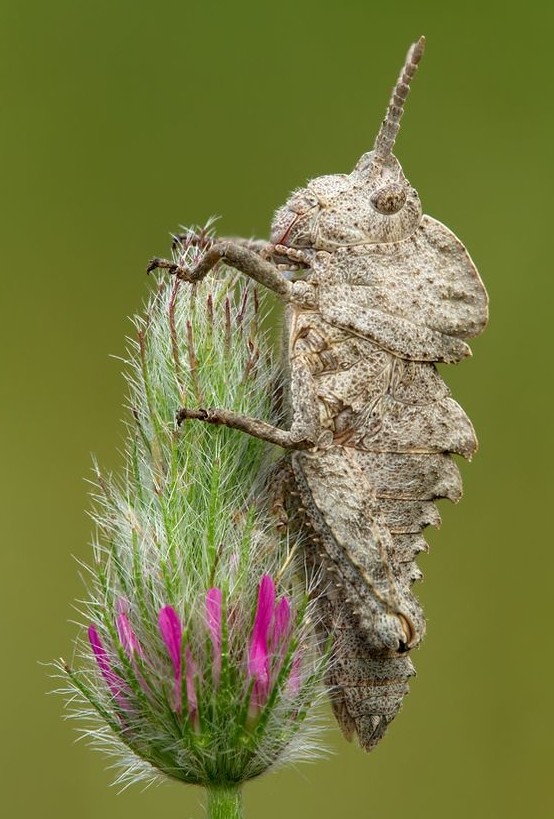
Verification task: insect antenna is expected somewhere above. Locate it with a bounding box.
[372,35,426,165]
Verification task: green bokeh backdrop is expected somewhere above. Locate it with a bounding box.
[2,2,552,817]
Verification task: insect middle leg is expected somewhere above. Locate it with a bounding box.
[177,406,314,449]
[177,354,323,449]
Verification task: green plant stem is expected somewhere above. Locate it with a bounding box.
[206,785,243,819]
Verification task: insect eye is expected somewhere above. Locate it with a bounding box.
[370,183,407,215]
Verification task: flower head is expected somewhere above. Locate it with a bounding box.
[81,577,321,786]
[59,249,327,790]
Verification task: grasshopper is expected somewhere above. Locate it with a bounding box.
[148,37,489,750]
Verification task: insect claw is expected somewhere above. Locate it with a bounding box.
[176,406,208,426]
[146,256,187,277]
[146,257,164,274]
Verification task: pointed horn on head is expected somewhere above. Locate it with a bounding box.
[372,36,425,164]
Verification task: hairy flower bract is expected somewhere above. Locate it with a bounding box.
[57,229,327,790]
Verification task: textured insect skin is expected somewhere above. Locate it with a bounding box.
[149,36,489,751]
[284,449,420,750]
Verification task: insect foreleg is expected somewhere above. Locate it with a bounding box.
[171,230,272,258]
[148,241,297,302]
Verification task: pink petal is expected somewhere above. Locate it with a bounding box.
[116,610,144,660]
[116,598,129,616]
[248,575,276,708]
[87,624,129,708]
[271,596,292,649]
[248,576,275,676]
[158,606,182,710]
[158,606,182,675]
[205,587,223,685]
[114,601,150,694]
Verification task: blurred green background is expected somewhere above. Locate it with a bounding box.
[2,1,551,817]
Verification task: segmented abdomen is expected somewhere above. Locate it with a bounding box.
[296,499,417,752]
[288,308,478,749]
[296,308,477,549]
[310,582,416,753]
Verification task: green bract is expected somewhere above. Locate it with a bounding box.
[58,232,327,794]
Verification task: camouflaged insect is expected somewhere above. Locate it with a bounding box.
[149,36,489,752]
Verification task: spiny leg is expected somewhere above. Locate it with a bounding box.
[148,241,295,302]
[171,230,272,257]
[177,407,316,450]
[176,350,324,451]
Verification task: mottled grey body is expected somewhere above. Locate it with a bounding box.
[275,197,487,748]
[149,36,488,752]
